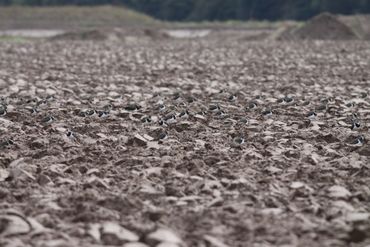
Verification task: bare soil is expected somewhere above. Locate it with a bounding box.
[0,36,370,247]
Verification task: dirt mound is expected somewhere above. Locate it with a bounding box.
[294,13,358,40]
[275,13,359,41]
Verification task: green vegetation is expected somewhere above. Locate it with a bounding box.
[0,5,158,29]
[0,0,370,21]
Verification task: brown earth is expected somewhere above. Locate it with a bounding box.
[0,35,370,247]
[276,13,359,41]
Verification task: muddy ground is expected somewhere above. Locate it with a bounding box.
[0,36,370,247]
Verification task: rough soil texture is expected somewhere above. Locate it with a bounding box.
[0,37,370,247]
[276,13,359,41]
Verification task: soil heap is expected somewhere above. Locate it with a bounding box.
[275,12,359,40]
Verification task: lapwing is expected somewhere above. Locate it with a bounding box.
[141,116,152,124]
[86,109,96,116]
[163,113,177,124]
[158,104,166,112]
[29,107,38,114]
[262,109,273,117]
[284,96,294,103]
[307,111,317,120]
[0,139,14,149]
[124,104,141,111]
[158,132,168,140]
[0,106,6,116]
[178,110,189,119]
[228,94,237,102]
[351,121,361,130]
[41,115,55,125]
[248,101,258,110]
[360,92,368,98]
[233,136,245,145]
[352,136,365,146]
[158,119,168,127]
[98,111,109,118]
[239,117,249,125]
[209,104,221,112]
[66,130,76,139]
[172,92,181,101]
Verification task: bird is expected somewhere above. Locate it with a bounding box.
[228,94,237,102]
[360,92,368,98]
[98,111,109,118]
[158,132,168,140]
[0,106,6,116]
[41,115,55,124]
[284,96,294,103]
[178,110,189,119]
[103,104,113,111]
[351,121,361,130]
[239,117,249,124]
[346,102,355,108]
[29,107,38,114]
[248,101,258,110]
[66,130,76,139]
[158,104,166,112]
[262,109,273,117]
[163,113,177,124]
[352,136,365,146]
[215,110,226,116]
[0,139,14,149]
[209,104,221,112]
[233,137,245,145]
[158,119,168,127]
[186,96,196,103]
[141,116,152,123]
[86,109,96,116]
[124,104,141,111]
[307,111,317,120]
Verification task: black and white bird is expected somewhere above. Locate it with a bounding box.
[158,132,168,140]
[158,104,166,112]
[351,121,361,130]
[233,136,245,145]
[209,104,221,112]
[124,104,141,111]
[262,109,273,117]
[284,96,294,103]
[66,130,76,139]
[307,111,317,120]
[178,110,189,119]
[41,115,55,124]
[352,136,365,146]
[0,106,6,116]
[98,111,109,118]
[86,109,96,116]
[164,113,177,124]
[141,116,152,124]
[228,94,237,102]
[248,101,258,110]
[239,117,249,125]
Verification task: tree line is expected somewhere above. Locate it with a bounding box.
[1,0,370,21]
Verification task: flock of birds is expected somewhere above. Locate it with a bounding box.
[0,90,367,148]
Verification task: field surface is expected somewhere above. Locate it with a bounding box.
[0,36,370,247]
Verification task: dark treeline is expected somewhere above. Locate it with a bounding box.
[1,0,370,21]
